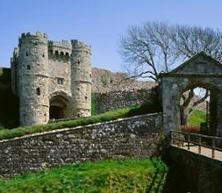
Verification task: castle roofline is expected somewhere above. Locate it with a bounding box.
[20,32,48,39]
[48,40,72,50]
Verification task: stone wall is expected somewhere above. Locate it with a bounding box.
[94,88,156,114]
[165,146,222,193]
[92,67,156,93]
[0,113,162,177]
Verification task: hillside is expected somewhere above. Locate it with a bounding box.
[0,159,168,193]
[92,67,156,93]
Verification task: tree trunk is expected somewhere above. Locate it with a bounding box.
[180,106,189,125]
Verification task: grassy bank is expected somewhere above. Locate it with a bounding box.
[0,159,167,193]
[0,102,161,140]
[188,110,206,126]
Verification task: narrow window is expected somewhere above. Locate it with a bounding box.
[77,59,80,64]
[36,87,41,95]
[42,53,45,58]
[65,52,69,57]
[61,52,64,56]
[57,78,64,85]
[27,65,30,70]
[85,96,88,100]
[26,51,29,56]
[55,50,59,56]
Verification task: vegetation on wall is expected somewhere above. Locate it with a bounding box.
[0,101,161,140]
[0,159,168,193]
[0,68,19,129]
[91,93,97,115]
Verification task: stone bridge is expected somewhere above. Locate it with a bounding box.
[167,130,222,193]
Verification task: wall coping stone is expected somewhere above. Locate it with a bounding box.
[0,113,161,143]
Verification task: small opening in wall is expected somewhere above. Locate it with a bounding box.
[27,65,31,70]
[85,96,88,100]
[42,53,45,58]
[55,50,59,56]
[36,87,41,95]
[57,78,64,85]
[77,60,80,64]
[61,52,64,56]
[65,52,69,57]
[26,52,29,56]
[77,88,80,91]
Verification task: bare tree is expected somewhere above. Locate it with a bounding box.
[120,22,178,82]
[120,22,222,125]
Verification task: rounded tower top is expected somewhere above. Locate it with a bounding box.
[19,32,48,46]
[71,39,91,54]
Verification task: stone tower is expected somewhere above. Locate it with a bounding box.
[18,32,49,126]
[70,40,91,117]
[11,32,91,126]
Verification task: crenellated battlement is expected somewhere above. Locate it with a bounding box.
[71,39,91,54]
[20,32,48,39]
[19,32,48,45]
[48,40,72,59]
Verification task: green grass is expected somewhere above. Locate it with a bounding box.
[0,159,168,193]
[0,101,161,140]
[188,110,206,126]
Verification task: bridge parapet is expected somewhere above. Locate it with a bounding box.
[170,130,222,160]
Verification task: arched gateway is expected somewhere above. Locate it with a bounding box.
[49,91,71,120]
[161,52,222,137]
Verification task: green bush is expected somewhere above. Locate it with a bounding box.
[0,159,168,193]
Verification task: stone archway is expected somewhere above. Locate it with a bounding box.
[49,91,71,120]
[161,52,222,137]
[49,96,67,119]
[179,82,218,136]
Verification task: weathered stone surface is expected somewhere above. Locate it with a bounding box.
[166,146,222,193]
[162,52,222,136]
[11,32,91,126]
[0,113,162,177]
[95,89,155,113]
[91,67,156,93]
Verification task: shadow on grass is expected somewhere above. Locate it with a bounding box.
[146,159,167,193]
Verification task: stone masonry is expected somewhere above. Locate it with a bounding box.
[162,52,222,136]
[94,89,154,114]
[0,113,162,177]
[11,32,91,126]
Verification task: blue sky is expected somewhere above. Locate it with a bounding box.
[1,0,222,72]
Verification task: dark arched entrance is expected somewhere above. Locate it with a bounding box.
[49,95,68,120]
